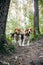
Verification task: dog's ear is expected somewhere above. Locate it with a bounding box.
[30,28,33,32]
[24,29,29,35]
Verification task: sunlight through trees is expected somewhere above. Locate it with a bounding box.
[6,0,34,34]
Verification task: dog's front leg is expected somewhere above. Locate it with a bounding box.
[18,35,21,46]
[22,35,26,46]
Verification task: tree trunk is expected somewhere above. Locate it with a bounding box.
[0,0,10,46]
[34,0,40,36]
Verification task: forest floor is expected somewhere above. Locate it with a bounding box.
[0,38,43,65]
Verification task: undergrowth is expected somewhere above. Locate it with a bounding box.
[0,43,16,55]
[30,33,43,42]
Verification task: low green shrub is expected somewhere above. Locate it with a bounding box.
[30,33,43,42]
[0,43,16,55]
[6,35,13,43]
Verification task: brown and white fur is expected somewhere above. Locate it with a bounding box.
[22,29,31,46]
[11,28,32,46]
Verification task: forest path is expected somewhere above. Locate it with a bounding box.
[0,38,43,65]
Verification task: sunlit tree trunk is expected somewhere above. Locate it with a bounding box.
[34,0,40,36]
[0,0,10,46]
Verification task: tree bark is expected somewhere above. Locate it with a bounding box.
[0,0,10,46]
[34,0,40,36]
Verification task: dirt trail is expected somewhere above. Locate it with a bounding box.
[0,38,43,65]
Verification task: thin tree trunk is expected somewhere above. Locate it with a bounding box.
[34,0,40,36]
[0,0,10,46]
